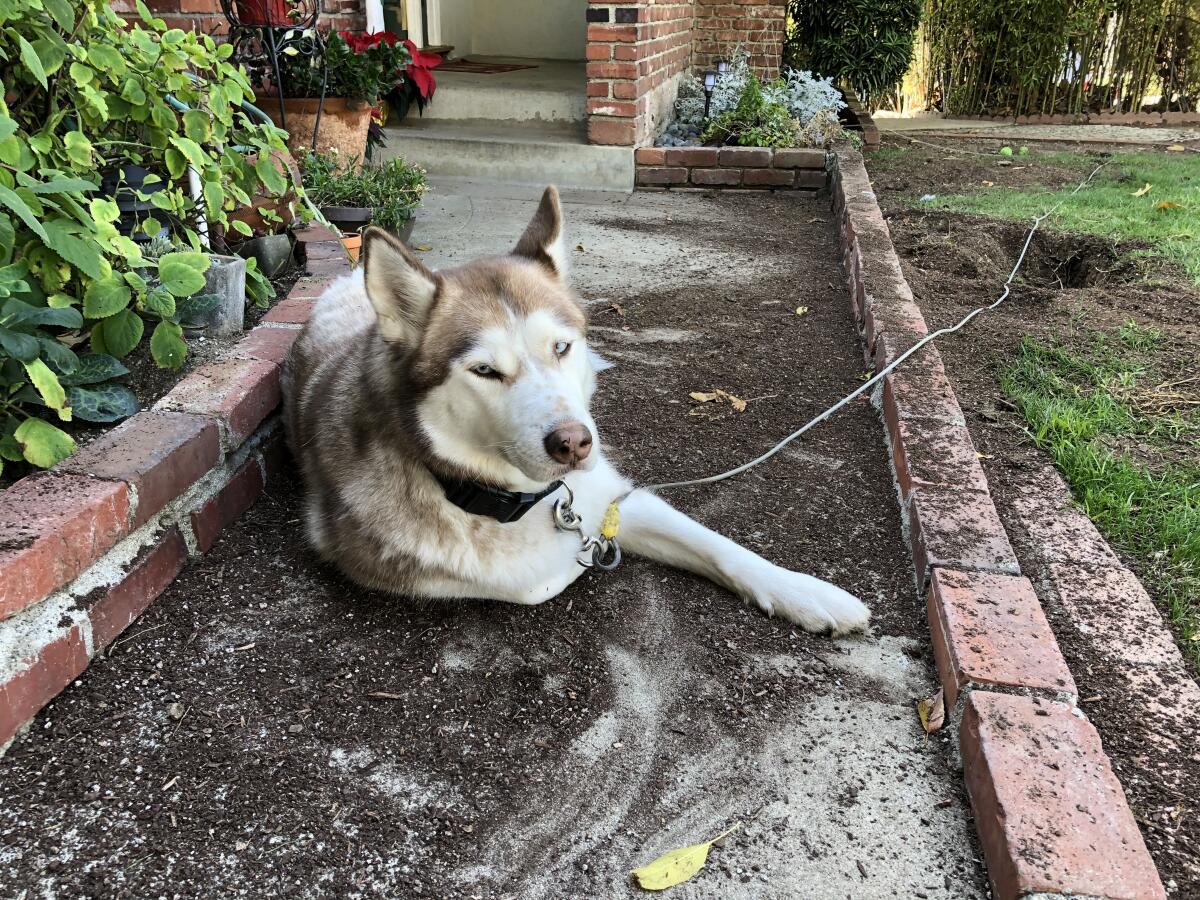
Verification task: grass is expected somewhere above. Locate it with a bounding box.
[931,149,1200,283]
[1002,324,1200,671]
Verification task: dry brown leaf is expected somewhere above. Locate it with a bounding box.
[917,688,945,734]
[1131,182,1153,197]
[689,391,719,403]
[714,389,747,413]
[1156,200,1184,210]
[981,180,994,187]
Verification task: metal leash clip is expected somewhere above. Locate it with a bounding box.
[552,485,622,572]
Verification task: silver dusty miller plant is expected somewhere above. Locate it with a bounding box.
[676,50,845,127]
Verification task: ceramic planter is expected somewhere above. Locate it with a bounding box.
[321,205,372,234]
[98,165,169,244]
[236,233,294,278]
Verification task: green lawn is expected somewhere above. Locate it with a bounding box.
[1002,325,1200,671]
[932,149,1200,283]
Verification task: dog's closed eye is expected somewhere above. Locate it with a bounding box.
[470,363,504,379]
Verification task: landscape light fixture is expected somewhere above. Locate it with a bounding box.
[703,70,717,119]
[716,59,729,76]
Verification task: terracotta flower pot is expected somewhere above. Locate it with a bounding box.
[341,234,363,263]
[265,98,373,168]
[227,147,299,237]
[233,0,290,25]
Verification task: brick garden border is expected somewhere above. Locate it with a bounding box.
[634,145,828,190]
[830,144,1167,899]
[0,225,347,754]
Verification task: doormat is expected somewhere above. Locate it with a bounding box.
[439,58,539,74]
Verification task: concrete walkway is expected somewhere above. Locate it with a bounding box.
[0,182,988,899]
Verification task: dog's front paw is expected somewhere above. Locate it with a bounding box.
[746,567,870,635]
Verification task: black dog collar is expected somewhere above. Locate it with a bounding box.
[436,474,564,524]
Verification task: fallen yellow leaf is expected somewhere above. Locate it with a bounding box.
[1156,200,1184,210]
[917,688,945,734]
[632,823,741,891]
[1131,183,1153,197]
[981,180,994,187]
[714,389,747,413]
[413,244,433,251]
[1166,144,1186,152]
[795,305,809,316]
[689,390,747,412]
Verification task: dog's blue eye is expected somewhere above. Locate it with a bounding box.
[471,364,498,378]
[554,341,571,356]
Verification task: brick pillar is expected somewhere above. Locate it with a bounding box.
[586,1,698,147]
[692,0,786,79]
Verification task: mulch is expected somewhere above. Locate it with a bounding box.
[0,193,986,899]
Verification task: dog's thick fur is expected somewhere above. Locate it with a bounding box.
[282,187,870,634]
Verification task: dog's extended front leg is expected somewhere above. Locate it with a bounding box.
[617,490,870,635]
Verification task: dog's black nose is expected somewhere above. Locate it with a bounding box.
[544,422,593,465]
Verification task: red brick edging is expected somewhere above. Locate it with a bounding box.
[830,145,1167,899]
[634,145,828,190]
[0,225,345,754]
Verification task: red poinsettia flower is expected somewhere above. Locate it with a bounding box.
[403,38,442,101]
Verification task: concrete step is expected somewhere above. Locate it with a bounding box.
[378,119,633,192]
[424,59,586,123]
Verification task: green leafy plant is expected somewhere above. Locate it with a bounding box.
[702,73,802,148]
[786,0,923,108]
[278,30,411,108]
[0,0,291,470]
[300,151,426,233]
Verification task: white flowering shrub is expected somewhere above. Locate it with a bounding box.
[667,48,846,148]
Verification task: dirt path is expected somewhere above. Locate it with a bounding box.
[0,184,987,899]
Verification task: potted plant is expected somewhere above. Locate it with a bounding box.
[270,30,410,165]
[388,38,443,122]
[300,151,427,260]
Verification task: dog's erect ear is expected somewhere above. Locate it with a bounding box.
[362,226,438,345]
[513,185,568,279]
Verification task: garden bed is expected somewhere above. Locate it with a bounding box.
[0,227,350,754]
[866,135,1200,897]
[0,184,994,899]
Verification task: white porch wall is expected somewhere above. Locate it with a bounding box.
[436,0,586,60]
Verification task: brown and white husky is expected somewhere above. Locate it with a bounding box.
[282,187,870,634]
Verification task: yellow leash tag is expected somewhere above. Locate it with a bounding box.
[600,502,620,540]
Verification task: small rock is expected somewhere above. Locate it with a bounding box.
[167,702,185,721]
[288,723,304,734]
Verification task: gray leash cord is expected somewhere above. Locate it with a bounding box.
[646,162,1109,493]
